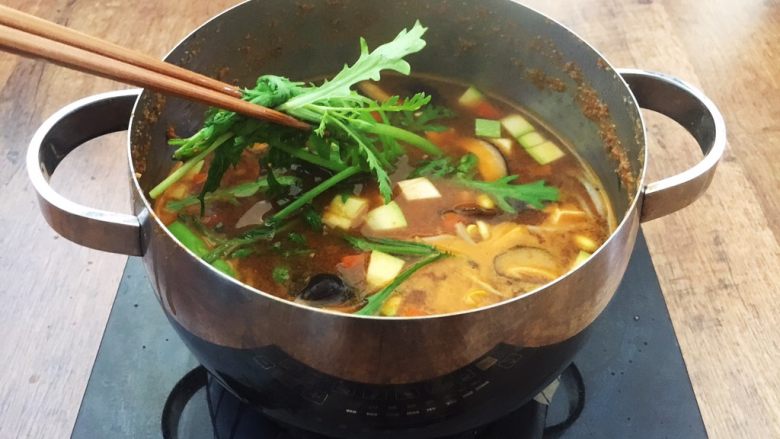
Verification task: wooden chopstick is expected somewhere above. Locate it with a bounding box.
[0,9,310,131]
[0,5,243,99]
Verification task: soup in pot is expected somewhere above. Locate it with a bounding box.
[148,23,615,317]
[152,74,615,317]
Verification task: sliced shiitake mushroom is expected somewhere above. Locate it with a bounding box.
[493,247,561,283]
[450,203,499,218]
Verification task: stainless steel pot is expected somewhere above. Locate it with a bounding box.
[27,0,725,437]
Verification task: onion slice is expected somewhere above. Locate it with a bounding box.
[235,200,273,229]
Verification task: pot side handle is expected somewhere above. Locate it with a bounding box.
[617,69,726,222]
[26,89,144,256]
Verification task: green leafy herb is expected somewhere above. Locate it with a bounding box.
[389,104,456,133]
[272,266,290,284]
[408,153,476,179]
[230,248,254,259]
[169,76,305,161]
[278,23,428,113]
[456,176,559,211]
[302,205,323,232]
[455,153,478,177]
[407,157,454,179]
[410,153,558,212]
[166,175,298,212]
[355,253,445,316]
[167,221,235,277]
[152,21,441,219]
[149,132,234,199]
[205,224,277,262]
[288,232,308,247]
[344,236,440,256]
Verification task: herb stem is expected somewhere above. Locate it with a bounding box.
[270,166,362,223]
[344,236,440,256]
[270,142,348,172]
[168,220,235,277]
[150,132,234,199]
[352,120,442,156]
[356,253,445,316]
[166,175,299,212]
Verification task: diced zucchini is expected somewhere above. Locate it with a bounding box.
[574,250,592,267]
[458,86,485,107]
[365,201,408,231]
[518,131,545,149]
[526,140,565,165]
[574,235,599,252]
[323,195,369,230]
[488,138,514,155]
[501,114,534,138]
[366,250,406,289]
[475,118,501,138]
[397,177,441,201]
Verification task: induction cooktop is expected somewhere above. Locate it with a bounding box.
[71,233,707,438]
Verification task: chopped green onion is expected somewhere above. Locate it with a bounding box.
[272,266,290,284]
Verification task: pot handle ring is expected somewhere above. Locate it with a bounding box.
[26,89,144,256]
[617,69,726,222]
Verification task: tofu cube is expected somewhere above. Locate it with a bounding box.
[365,201,408,231]
[397,177,441,201]
[366,250,406,289]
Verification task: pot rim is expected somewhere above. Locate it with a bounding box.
[126,0,647,321]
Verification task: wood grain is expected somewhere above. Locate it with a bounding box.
[0,2,239,438]
[0,11,309,130]
[0,4,243,98]
[0,1,777,438]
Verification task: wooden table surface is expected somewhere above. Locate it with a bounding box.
[1,1,777,437]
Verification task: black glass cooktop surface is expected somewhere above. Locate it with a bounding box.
[71,233,707,438]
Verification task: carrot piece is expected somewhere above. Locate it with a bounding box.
[200,214,224,228]
[153,195,179,225]
[399,306,428,317]
[192,173,207,184]
[370,111,383,122]
[473,101,502,119]
[440,212,462,233]
[340,253,367,269]
[425,129,457,146]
